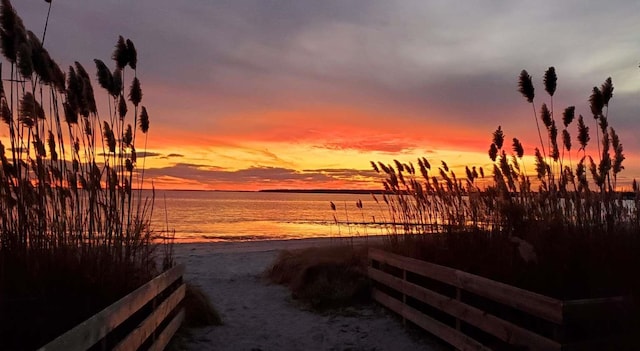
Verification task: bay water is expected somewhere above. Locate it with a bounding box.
[150,190,387,242]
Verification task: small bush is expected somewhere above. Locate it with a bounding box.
[265,245,371,310]
[182,283,222,327]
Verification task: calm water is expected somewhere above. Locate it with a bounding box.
[150,191,387,242]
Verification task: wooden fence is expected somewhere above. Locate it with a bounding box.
[39,264,186,351]
[368,248,633,351]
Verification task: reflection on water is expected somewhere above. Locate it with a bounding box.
[149,190,388,242]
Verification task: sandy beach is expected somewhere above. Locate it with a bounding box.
[172,238,445,351]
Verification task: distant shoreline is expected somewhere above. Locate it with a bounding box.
[149,188,387,195]
[151,188,637,199]
[258,189,387,195]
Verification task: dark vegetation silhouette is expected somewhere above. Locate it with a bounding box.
[0,1,172,349]
[366,67,639,301]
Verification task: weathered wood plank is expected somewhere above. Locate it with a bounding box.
[369,267,562,351]
[370,247,458,284]
[39,264,185,351]
[455,270,563,324]
[369,248,563,324]
[372,288,491,351]
[148,308,185,351]
[112,283,186,351]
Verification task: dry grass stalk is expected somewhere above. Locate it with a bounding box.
[0,1,171,349]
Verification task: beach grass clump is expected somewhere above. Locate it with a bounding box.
[182,283,223,327]
[365,67,640,300]
[0,1,171,349]
[265,245,371,310]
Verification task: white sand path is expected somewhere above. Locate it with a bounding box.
[173,239,446,351]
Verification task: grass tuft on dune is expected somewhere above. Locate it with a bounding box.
[265,245,371,311]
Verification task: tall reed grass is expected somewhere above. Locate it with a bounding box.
[0,1,169,349]
[365,67,640,299]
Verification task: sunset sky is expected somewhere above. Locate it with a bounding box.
[11,1,640,190]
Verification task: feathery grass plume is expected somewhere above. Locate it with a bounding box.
[512,138,524,158]
[62,101,77,124]
[549,120,558,145]
[74,62,97,115]
[16,41,33,77]
[543,66,557,96]
[19,92,44,124]
[139,106,149,133]
[479,167,484,178]
[378,162,389,174]
[492,164,508,193]
[465,166,473,182]
[600,77,613,106]
[588,156,604,188]
[126,38,137,70]
[131,146,136,163]
[112,35,129,69]
[129,77,142,106]
[370,161,379,173]
[577,115,589,151]
[47,130,57,161]
[610,128,624,175]
[49,60,65,92]
[562,129,571,152]
[518,70,535,102]
[111,67,122,96]
[534,148,547,179]
[492,126,504,149]
[562,106,575,127]
[0,0,26,63]
[488,143,498,161]
[123,124,132,146]
[118,94,127,120]
[633,179,638,192]
[70,67,89,117]
[94,59,113,92]
[418,158,428,179]
[540,103,552,129]
[83,116,92,136]
[441,160,449,172]
[422,157,431,169]
[30,43,54,84]
[598,115,608,134]
[394,159,404,173]
[589,87,604,118]
[33,136,45,157]
[66,66,80,113]
[550,139,559,162]
[499,151,514,190]
[598,152,611,181]
[511,154,520,173]
[1,99,11,125]
[103,121,116,153]
[25,30,52,80]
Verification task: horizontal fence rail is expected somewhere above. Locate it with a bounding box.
[368,248,632,351]
[39,264,186,351]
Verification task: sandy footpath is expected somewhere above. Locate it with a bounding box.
[172,238,445,351]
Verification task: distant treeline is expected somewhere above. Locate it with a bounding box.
[259,189,638,200]
[259,189,388,195]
